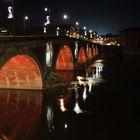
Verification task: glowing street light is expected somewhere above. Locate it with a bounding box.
[63,14,68,20]
[24,16,29,35]
[83,26,87,37]
[62,13,69,24]
[76,22,79,26]
[83,26,86,30]
[44,7,48,12]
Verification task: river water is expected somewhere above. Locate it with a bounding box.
[0,56,140,140]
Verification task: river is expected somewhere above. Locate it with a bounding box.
[0,56,140,140]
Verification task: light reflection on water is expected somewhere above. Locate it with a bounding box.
[0,57,140,140]
[0,90,43,140]
[0,59,105,140]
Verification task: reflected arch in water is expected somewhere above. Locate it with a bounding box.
[0,55,43,90]
[78,47,86,64]
[0,90,43,140]
[55,45,74,70]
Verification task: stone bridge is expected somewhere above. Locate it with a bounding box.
[0,36,100,90]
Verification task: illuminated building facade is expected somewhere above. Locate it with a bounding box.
[103,33,120,46]
[45,24,96,41]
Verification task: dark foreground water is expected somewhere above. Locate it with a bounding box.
[0,56,140,140]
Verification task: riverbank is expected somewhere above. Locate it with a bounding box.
[45,71,69,89]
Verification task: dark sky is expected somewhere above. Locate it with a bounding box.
[0,0,140,34]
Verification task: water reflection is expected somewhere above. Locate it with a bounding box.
[1,57,140,140]
[0,90,43,140]
[46,106,54,131]
[75,59,105,96]
[50,58,105,117]
[59,97,67,112]
[0,59,107,140]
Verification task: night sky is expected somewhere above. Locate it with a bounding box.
[0,0,140,34]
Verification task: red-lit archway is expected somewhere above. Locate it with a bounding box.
[88,47,93,59]
[78,47,86,63]
[0,55,43,90]
[93,48,99,57]
[56,45,74,70]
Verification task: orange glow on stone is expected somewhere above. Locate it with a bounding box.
[56,45,74,70]
[0,55,43,89]
[56,71,74,80]
[88,47,93,59]
[93,48,96,57]
[78,47,86,63]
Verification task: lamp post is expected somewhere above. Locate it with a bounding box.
[89,30,93,39]
[44,7,50,34]
[24,16,29,35]
[75,21,79,38]
[83,26,87,39]
[7,0,15,35]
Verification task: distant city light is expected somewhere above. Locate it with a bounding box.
[89,30,92,33]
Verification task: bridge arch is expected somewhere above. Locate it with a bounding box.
[0,55,43,90]
[78,47,86,64]
[87,47,93,59]
[55,45,74,70]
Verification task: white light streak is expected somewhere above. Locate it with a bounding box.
[8,6,13,19]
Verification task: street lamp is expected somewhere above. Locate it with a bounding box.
[83,26,86,30]
[44,7,48,12]
[44,7,50,15]
[63,14,68,20]
[75,22,80,38]
[75,22,79,26]
[62,14,69,24]
[44,7,51,33]
[24,16,29,35]
[89,30,93,38]
[7,0,15,35]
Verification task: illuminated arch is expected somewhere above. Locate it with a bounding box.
[78,47,86,63]
[88,47,93,59]
[56,45,74,70]
[93,48,96,57]
[0,55,43,90]
[93,46,99,57]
